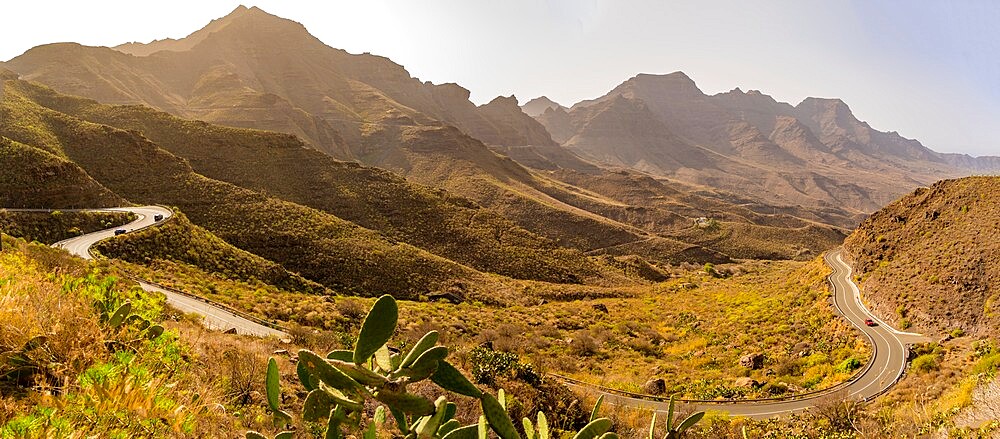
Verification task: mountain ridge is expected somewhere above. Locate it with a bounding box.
[1,7,855,263]
[534,72,998,214]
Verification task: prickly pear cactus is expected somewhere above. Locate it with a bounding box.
[250,294,700,439]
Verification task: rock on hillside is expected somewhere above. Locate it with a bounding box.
[844,177,1000,336]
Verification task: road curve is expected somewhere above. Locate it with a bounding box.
[48,206,287,338]
[560,248,928,418]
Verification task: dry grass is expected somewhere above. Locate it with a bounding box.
[0,237,291,437]
[0,241,106,393]
[108,252,866,402]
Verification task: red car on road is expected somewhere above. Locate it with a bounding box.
[864,318,876,327]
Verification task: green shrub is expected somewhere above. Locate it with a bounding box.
[912,354,939,373]
[469,347,540,386]
[835,357,862,374]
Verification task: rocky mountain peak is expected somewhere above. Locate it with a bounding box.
[521,96,565,117]
[795,97,855,120]
[624,72,703,96]
[431,82,472,101]
[481,95,520,108]
[113,5,313,57]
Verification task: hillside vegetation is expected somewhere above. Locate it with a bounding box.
[0,75,502,300]
[15,80,606,283]
[93,212,325,294]
[0,136,123,208]
[845,176,1000,336]
[0,235,360,437]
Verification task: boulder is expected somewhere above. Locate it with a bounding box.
[642,378,666,395]
[739,353,765,369]
[734,377,760,388]
[593,303,609,313]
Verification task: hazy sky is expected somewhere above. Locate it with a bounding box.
[2,1,998,156]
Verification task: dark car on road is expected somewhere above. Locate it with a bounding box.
[864,318,876,327]
[154,214,164,222]
[114,229,127,236]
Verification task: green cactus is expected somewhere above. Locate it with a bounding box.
[649,396,705,439]
[326,350,354,362]
[251,294,683,439]
[107,301,132,328]
[573,418,613,439]
[96,297,164,340]
[431,360,482,397]
[442,423,478,439]
[303,388,334,421]
[364,406,386,439]
[481,391,520,439]
[522,411,549,439]
[354,295,398,365]
[265,357,292,424]
[298,350,365,392]
[478,416,488,439]
[375,388,435,415]
[146,324,164,340]
[413,396,449,438]
[400,330,440,369]
[590,395,605,422]
[394,345,448,380]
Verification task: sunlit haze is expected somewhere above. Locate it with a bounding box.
[2,0,998,156]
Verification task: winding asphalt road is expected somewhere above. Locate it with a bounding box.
[10,206,926,415]
[560,248,928,418]
[46,206,287,338]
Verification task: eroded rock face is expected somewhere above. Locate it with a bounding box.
[477,95,557,146]
[643,378,667,395]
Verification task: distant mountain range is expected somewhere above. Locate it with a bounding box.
[531,73,999,212]
[1,5,994,290]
